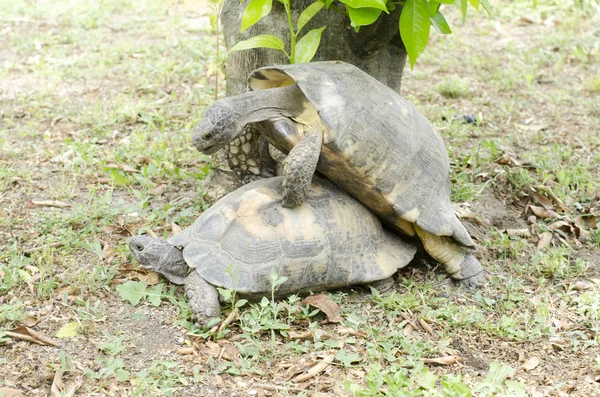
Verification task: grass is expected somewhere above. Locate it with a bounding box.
[1,0,599,395]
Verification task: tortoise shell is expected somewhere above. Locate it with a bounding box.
[167,177,416,295]
[248,61,473,248]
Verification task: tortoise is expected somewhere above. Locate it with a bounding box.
[129,177,416,326]
[191,61,484,286]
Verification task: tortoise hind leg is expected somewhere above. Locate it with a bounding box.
[282,131,323,208]
[413,225,484,287]
[184,272,221,326]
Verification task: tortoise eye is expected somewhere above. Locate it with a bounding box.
[134,244,144,252]
[203,132,214,141]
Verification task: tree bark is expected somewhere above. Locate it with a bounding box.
[217,0,408,183]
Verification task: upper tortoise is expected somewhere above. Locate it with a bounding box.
[193,61,484,286]
[129,177,416,326]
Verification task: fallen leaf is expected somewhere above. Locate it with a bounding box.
[575,215,598,230]
[537,232,553,249]
[455,208,487,226]
[289,330,314,340]
[572,281,593,291]
[6,326,60,347]
[531,191,554,210]
[0,387,24,397]
[548,221,572,233]
[105,163,138,173]
[504,228,531,237]
[23,315,39,327]
[536,185,567,212]
[30,200,71,208]
[176,347,195,355]
[301,294,342,323]
[102,224,133,238]
[51,370,64,397]
[418,318,435,335]
[55,322,80,338]
[529,205,559,219]
[171,222,183,236]
[420,356,461,365]
[337,327,367,337]
[521,356,541,371]
[403,323,414,336]
[291,354,335,382]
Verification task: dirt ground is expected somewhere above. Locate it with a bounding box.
[1,0,599,396]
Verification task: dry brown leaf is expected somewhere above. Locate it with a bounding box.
[575,215,598,230]
[0,387,24,397]
[289,330,314,340]
[102,224,133,238]
[337,327,367,337]
[23,315,39,327]
[5,326,60,347]
[418,318,435,335]
[176,347,195,355]
[301,294,342,323]
[521,356,541,371]
[572,281,593,291]
[171,222,183,236]
[504,228,531,237]
[403,323,414,336]
[548,221,572,233]
[454,208,487,226]
[30,200,71,208]
[536,186,567,212]
[117,264,161,285]
[537,232,553,249]
[291,354,335,382]
[420,356,461,365]
[51,370,64,397]
[531,191,554,210]
[529,205,559,219]
[97,177,112,184]
[216,308,239,334]
[105,163,137,173]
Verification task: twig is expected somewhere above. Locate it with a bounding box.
[24,242,64,255]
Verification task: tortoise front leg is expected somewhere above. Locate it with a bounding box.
[282,131,323,208]
[227,124,276,184]
[184,271,221,327]
[414,225,485,287]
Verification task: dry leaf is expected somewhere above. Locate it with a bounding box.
[176,347,195,355]
[403,323,414,336]
[117,264,161,285]
[102,224,133,238]
[171,222,183,236]
[504,228,531,237]
[337,327,367,337]
[51,370,64,397]
[455,208,487,226]
[572,281,593,291]
[291,354,335,382]
[575,215,598,230]
[418,318,435,335]
[529,205,558,219]
[30,200,71,208]
[5,326,60,347]
[536,186,567,212]
[0,387,24,397]
[289,330,314,340]
[215,308,239,334]
[301,294,342,323]
[23,315,39,327]
[105,163,138,173]
[420,356,461,365]
[531,191,554,210]
[521,356,541,371]
[549,221,572,233]
[537,232,553,249]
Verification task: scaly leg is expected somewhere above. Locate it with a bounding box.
[414,225,484,287]
[184,272,221,327]
[282,131,323,208]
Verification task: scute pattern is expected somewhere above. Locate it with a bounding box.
[167,177,416,296]
[248,62,474,248]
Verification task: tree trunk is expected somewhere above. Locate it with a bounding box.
[216,0,408,184]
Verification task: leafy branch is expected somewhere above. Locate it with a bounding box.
[231,0,492,67]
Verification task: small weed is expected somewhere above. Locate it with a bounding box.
[436,76,470,98]
[532,247,588,279]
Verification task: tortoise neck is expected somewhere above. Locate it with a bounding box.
[234,84,305,126]
[159,246,189,285]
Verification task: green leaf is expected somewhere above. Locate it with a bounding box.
[468,0,479,9]
[116,280,147,306]
[400,0,431,68]
[240,0,273,32]
[430,10,452,34]
[339,0,388,12]
[235,299,249,308]
[294,26,326,63]
[324,0,335,8]
[479,0,492,15]
[297,1,324,33]
[229,34,286,53]
[454,0,468,19]
[433,0,454,3]
[347,6,383,28]
[147,284,163,307]
[115,369,130,382]
[55,322,80,338]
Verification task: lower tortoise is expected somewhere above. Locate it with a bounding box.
[129,177,416,326]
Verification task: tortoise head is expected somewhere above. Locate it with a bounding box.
[192,100,242,155]
[129,236,189,285]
